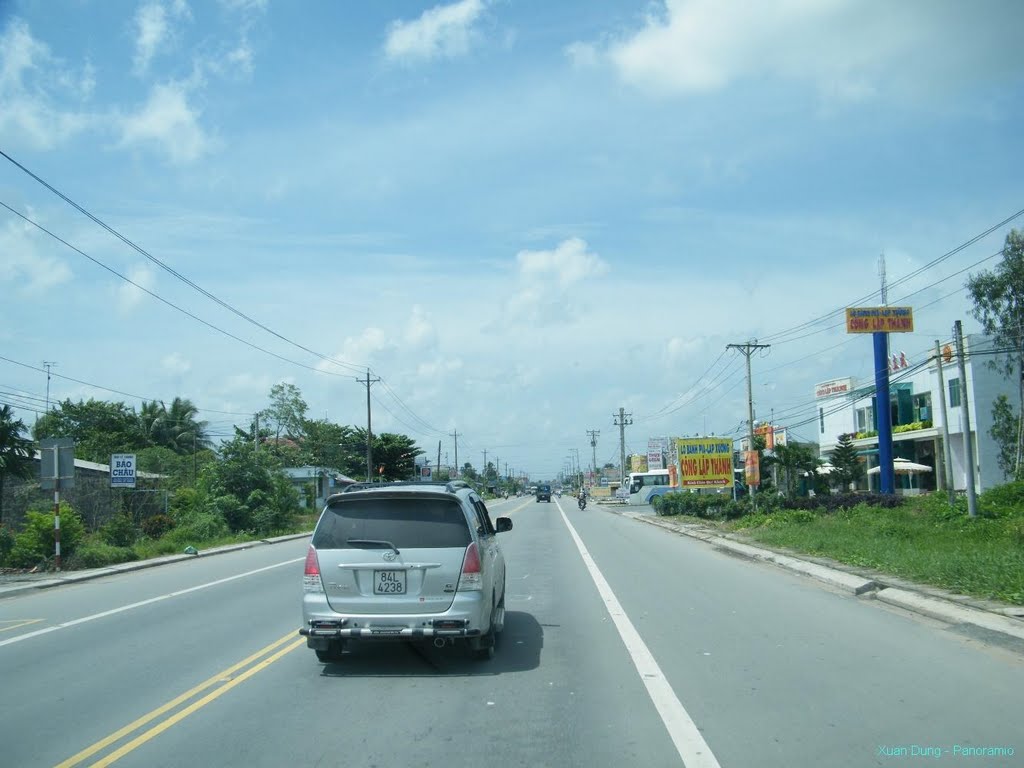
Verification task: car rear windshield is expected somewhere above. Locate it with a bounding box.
[538,485,550,491]
[313,497,472,550]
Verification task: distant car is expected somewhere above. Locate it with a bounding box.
[300,481,512,662]
[536,483,551,502]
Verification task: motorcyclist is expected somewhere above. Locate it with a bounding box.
[577,487,587,509]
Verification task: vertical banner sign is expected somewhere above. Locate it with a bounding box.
[110,453,137,488]
[744,450,760,487]
[420,466,432,481]
[676,437,734,488]
[647,438,665,470]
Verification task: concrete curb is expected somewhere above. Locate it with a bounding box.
[621,510,1024,645]
[0,532,312,600]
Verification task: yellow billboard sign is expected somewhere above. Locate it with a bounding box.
[846,306,914,333]
[676,437,734,488]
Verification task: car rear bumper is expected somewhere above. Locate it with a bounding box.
[301,591,488,644]
[300,624,482,641]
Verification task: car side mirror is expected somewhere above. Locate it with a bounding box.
[495,517,513,533]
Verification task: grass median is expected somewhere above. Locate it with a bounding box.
[652,483,1024,605]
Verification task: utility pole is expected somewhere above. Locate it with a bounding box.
[587,429,600,487]
[613,408,632,483]
[483,449,489,480]
[253,412,259,453]
[727,341,770,502]
[934,340,956,507]
[954,321,978,517]
[356,368,381,482]
[437,440,442,477]
[42,361,56,411]
[450,429,459,478]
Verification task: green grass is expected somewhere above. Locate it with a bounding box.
[724,501,1024,605]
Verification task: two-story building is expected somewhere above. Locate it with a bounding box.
[815,334,1015,494]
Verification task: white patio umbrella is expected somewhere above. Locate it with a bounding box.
[867,458,933,475]
[868,458,933,490]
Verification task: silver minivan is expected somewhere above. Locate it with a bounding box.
[300,481,512,662]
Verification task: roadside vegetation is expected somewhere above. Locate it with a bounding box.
[0,383,423,572]
[651,482,1024,605]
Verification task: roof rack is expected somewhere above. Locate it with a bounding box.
[338,480,473,494]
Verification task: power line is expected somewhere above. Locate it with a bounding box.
[758,207,1024,346]
[0,354,254,417]
[1,197,449,439]
[0,200,360,380]
[0,150,368,376]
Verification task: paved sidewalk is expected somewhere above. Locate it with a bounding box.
[605,504,1024,647]
[0,532,312,601]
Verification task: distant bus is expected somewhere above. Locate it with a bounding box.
[627,470,674,505]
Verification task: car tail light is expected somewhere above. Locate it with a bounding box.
[303,546,324,593]
[457,542,482,591]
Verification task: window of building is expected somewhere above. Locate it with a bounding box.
[819,407,825,434]
[856,405,874,433]
[913,392,932,423]
[948,377,961,409]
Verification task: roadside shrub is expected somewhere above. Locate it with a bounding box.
[212,494,252,533]
[165,512,230,546]
[917,492,969,521]
[8,504,86,568]
[979,481,1024,518]
[141,514,175,539]
[65,539,139,569]
[0,525,13,566]
[101,512,138,548]
[780,492,906,514]
[652,492,744,520]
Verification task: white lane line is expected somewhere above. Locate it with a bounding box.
[0,558,304,649]
[556,500,721,768]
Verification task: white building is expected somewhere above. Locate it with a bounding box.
[814,334,1015,494]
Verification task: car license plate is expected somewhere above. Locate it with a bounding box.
[374,570,406,594]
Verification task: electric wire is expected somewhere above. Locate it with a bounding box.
[757,207,1024,345]
[0,150,368,376]
[0,201,367,381]
[0,354,254,417]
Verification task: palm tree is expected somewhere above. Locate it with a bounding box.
[164,398,210,455]
[0,406,35,525]
[139,398,210,455]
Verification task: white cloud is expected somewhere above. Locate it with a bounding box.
[161,352,192,375]
[0,19,94,149]
[384,0,485,63]
[120,81,211,163]
[515,237,609,287]
[586,0,1024,103]
[132,0,192,75]
[133,2,170,74]
[337,327,396,368]
[117,263,156,312]
[0,215,73,293]
[503,237,610,327]
[405,305,437,348]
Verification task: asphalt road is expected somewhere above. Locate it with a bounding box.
[1,496,1022,767]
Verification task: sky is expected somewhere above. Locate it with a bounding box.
[0,0,1022,481]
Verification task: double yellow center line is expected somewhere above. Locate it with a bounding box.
[55,631,305,768]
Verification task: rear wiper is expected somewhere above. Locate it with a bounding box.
[346,538,401,555]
